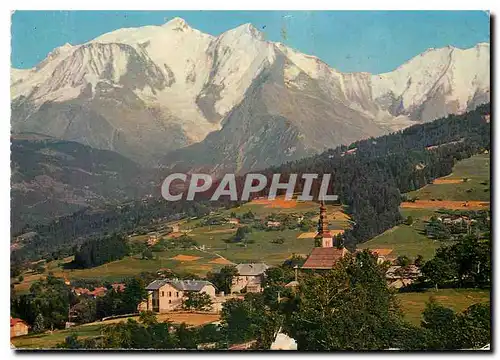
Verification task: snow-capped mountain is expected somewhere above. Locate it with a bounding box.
[11,17,490,170]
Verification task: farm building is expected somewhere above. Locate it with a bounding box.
[385,265,421,289]
[73,286,107,298]
[266,221,281,228]
[147,233,159,246]
[10,317,29,338]
[357,248,395,264]
[232,263,270,293]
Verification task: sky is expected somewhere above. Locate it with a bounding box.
[11,10,490,73]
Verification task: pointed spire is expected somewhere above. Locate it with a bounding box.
[315,200,333,248]
[318,200,328,234]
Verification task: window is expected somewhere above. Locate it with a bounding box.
[176,292,179,297]
[161,291,164,297]
[169,300,172,304]
[169,291,172,297]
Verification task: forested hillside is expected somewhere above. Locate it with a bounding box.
[11,134,151,233]
[255,103,491,248]
[11,104,490,263]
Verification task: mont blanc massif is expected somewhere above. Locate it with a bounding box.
[11,17,490,228]
[9,13,492,351]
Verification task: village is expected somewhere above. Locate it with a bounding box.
[10,149,491,350]
[11,201,423,349]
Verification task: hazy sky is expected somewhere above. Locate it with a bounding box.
[11,10,490,73]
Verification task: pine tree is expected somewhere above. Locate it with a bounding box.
[33,313,45,333]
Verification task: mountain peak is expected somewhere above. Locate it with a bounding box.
[59,42,73,50]
[163,17,190,31]
[227,23,264,40]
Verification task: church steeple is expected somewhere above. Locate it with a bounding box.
[318,200,328,234]
[315,200,333,248]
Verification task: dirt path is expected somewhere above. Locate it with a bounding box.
[194,246,235,265]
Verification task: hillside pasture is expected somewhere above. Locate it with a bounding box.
[396,288,490,326]
[357,224,443,260]
[14,249,223,293]
[405,153,490,202]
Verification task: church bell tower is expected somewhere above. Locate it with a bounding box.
[315,201,333,248]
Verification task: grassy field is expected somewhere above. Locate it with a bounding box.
[396,288,490,326]
[359,153,491,260]
[14,249,225,293]
[15,199,349,292]
[188,227,315,265]
[405,153,490,202]
[359,207,443,260]
[358,224,442,260]
[13,289,489,348]
[12,313,221,349]
[175,201,348,265]
[11,324,103,349]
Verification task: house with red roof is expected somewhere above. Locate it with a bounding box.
[10,317,29,338]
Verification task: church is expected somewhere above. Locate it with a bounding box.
[301,201,349,270]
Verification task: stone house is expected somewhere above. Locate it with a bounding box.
[231,263,270,293]
[140,279,216,313]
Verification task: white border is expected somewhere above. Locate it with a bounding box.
[1,2,497,360]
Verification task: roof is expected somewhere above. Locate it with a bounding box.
[74,287,107,297]
[285,280,299,288]
[301,247,349,269]
[270,332,298,350]
[235,263,270,276]
[386,265,421,279]
[370,248,393,256]
[10,318,28,327]
[111,283,126,292]
[146,279,215,292]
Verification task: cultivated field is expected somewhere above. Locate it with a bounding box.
[360,153,491,260]
[11,324,103,349]
[14,249,225,293]
[401,200,489,210]
[15,198,351,292]
[396,288,490,326]
[176,199,350,265]
[297,229,345,239]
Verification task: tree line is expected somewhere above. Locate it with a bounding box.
[251,103,491,248]
[11,104,490,264]
[52,250,490,350]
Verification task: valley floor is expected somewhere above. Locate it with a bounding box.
[12,288,489,349]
